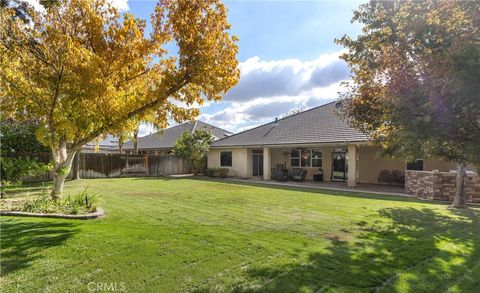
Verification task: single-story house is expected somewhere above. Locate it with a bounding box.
[124,120,233,155]
[82,134,120,153]
[207,101,455,187]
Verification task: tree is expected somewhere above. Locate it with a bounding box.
[337,0,480,208]
[0,0,239,199]
[173,128,213,174]
[0,119,50,187]
[282,108,303,118]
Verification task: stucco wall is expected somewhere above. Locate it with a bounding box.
[357,147,405,184]
[357,146,456,184]
[208,146,456,183]
[207,148,249,178]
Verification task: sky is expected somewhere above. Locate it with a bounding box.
[27,0,366,136]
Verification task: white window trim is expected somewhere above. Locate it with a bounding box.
[220,151,233,167]
[291,148,323,168]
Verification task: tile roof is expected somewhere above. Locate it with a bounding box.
[83,134,119,150]
[123,121,233,150]
[211,101,368,148]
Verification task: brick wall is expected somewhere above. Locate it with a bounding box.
[405,170,480,203]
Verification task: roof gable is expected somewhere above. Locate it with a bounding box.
[123,121,233,150]
[211,101,368,148]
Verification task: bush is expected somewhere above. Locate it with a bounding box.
[206,168,217,177]
[20,187,99,214]
[0,156,49,186]
[217,168,229,178]
[205,168,229,177]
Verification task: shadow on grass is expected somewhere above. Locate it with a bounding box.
[0,218,79,276]
[229,207,480,292]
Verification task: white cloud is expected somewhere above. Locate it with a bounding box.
[108,0,129,12]
[23,0,45,12]
[22,0,129,13]
[201,81,348,133]
[223,50,350,102]
[200,51,351,132]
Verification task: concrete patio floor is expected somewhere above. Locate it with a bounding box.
[224,178,409,197]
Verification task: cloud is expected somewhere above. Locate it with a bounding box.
[201,80,347,132]
[310,60,350,87]
[108,0,129,12]
[223,51,350,102]
[23,0,45,12]
[22,0,129,13]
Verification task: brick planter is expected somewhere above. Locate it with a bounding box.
[405,170,480,203]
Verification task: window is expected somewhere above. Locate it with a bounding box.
[312,149,322,167]
[290,148,322,168]
[291,149,300,167]
[407,159,424,171]
[220,151,232,167]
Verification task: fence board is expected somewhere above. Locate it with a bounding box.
[5,152,191,181]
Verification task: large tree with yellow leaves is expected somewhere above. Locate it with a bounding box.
[0,0,239,199]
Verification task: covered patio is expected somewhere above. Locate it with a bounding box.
[225,177,408,197]
[257,143,363,187]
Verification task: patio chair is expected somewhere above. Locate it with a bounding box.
[391,169,404,185]
[378,169,392,184]
[272,169,288,181]
[290,168,302,180]
[293,169,308,182]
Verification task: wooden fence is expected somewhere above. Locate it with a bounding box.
[4,152,191,181]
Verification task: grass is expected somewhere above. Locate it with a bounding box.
[1,178,480,292]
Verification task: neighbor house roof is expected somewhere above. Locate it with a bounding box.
[123,121,233,150]
[210,101,368,148]
[83,134,119,152]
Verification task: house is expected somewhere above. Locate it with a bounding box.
[123,120,233,155]
[82,134,120,153]
[207,101,455,187]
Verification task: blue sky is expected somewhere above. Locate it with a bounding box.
[122,0,365,135]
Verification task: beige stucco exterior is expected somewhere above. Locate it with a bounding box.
[208,145,456,184]
[207,148,250,178]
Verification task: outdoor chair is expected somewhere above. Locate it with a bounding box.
[290,168,302,179]
[293,169,307,182]
[391,169,405,185]
[272,169,288,181]
[378,169,392,184]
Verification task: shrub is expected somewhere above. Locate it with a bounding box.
[217,168,229,178]
[0,156,49,186]
[205,168,229,177]
[20,187,99,214]
[63,187,99,214]
[206,168,217,177]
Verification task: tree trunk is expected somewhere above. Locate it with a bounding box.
[71,152,80,180]
[451,160,467,208]
[51,143,77,200]
[119,140,123,154]
[133,128,139,154]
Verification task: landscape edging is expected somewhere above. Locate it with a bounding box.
[0,208,105,220]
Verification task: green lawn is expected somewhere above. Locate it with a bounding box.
[2,178,480,292]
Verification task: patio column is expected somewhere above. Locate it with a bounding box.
[263,147,271,180]
[347,144,358,187]
[322,147,333,182]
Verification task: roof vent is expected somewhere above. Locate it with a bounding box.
[275,117,278,124]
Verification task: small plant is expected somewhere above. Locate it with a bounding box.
[217,168,229,178]
[22,190,60,214]
[206,168,217,177]
[20,187,99,215]
[64,187,99,214]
